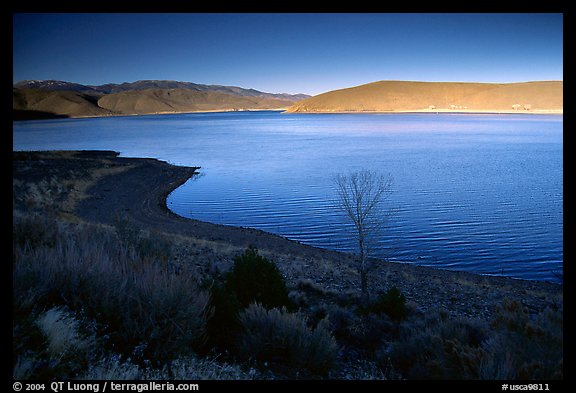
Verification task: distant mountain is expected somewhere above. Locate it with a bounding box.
[12,79,309,119]
[14,79,309,101]
[92,80,310,102]
[285,80,563,113]
[13,80,98,93]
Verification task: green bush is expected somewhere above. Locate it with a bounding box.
[225,246,291,310]
[347,313,397,355]
[203,246,292,352]
[360,287,407,321]
[204,281,242,352]
[238,303,339,374]
[373,287,407,321]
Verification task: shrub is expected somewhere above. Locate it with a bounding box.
[371,287,407,321]
[482,299,563,379]
[13,212,60,249]
[114,265,210,366]
[112,213,173,263]
[204,280,242,352]
[359,287,407,321]
[202,247,293,353]
[347,313,396,355]
[288,290,309,309]
[327,305,356,341]
[225,246,291,310]
[388,299,563,380]
[13,216,209,368]
[113,212,141,247]
[388,311,488,379]
[238,303,339,374]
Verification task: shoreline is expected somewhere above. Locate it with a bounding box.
[283,109,563,115]
[73,107,293,119]
[12,107,292,121]
[12,150,562,323]
[13,107,563,121]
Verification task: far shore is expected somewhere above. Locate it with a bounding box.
[283,108,563,115]
[13,107,292,120]
[77,107,292,118]
[13,107,563,121]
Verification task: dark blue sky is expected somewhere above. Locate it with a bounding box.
[13,13,563,95]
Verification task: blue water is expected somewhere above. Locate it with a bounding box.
[13,111,563,283]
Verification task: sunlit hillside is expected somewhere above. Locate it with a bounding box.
[286,81,563,113]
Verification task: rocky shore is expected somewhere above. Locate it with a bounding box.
[13,150,562,324]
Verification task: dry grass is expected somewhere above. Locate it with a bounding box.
[81,355,258,380]
[238,303,340,374]
[36,307,94,359]
[14,304,98,379]
[338,360,396,380]
[13,213,210,370]
[387,299,563,379]
[63,163,132,211]
[13,151,132,217]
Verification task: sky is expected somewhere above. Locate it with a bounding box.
[12,13,563,96]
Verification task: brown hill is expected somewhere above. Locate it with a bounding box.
[97,88,296,115]
[12,88,113,119]
[13,81,305,119]
[285,81,563,113]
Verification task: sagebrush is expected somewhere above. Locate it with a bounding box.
[239,303,339,373]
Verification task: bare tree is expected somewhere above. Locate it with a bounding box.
[334,169,393,303]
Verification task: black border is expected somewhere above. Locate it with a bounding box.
[8,2,570,389]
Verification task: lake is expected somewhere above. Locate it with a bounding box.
[13,111,563,283]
